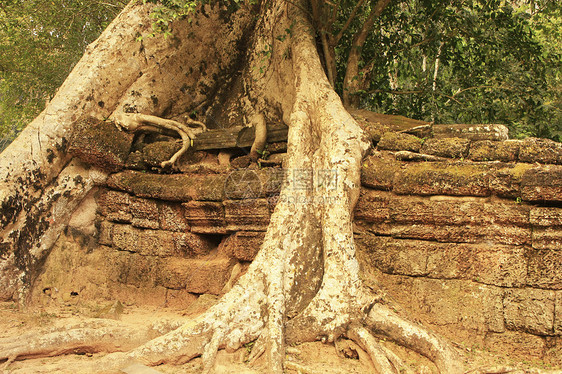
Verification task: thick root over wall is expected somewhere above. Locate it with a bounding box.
[0,1,468,373]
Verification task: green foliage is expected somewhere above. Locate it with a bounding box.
[332,0,561,140]
[141,0,255,36]
[2,0,560,148]
[0,0,126,150]
[142,0,200,37]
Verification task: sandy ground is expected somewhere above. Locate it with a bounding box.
[1,301,561,374]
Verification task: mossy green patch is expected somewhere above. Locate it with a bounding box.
[468,140,521,162]
[361,153,401,190]
[394,162,490,196]
[378,132,423,152]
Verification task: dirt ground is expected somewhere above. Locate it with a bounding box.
[1,301,560,374]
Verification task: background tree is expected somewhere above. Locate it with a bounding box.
[1,0,559,146]
[0,0,126,151]
[310,0,561,140]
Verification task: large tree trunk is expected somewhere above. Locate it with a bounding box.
[0,1,463,372]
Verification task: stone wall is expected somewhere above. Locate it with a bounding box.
[30,119,562,364]
[355,131,562,363]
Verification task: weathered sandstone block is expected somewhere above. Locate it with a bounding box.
[468,139,521,162]
[433,123,509,141]
[112,224,213,257]
[489,163,534,198]
[389,224,530,245]
[519,137,562,165]
[130,196,159,229]
[360,152,400,190]
[389,198,529,226]
[394,151,445,162]
[350,109,432,141]
[224,199,270,231]
[98,221,113,246]
[157,257,235,294]
[420,137,470,158]
[112,251,161,287]
[97,190,132,222]
[107,170,226,201]
[521,165,562,202]
[377,132,423,152]
[426,243,527,287]
[357,234,527,287]
[222,231,265,261]
[504,288,555,336]
[484,332,546,360]
[527,249,562,289]
[182,201,226,234]
[530,207,562,226]
[354,189,391,223]
[68,117,133,172]
[394,162,490,196]
[374,276,505,334]
[159,203,189,232]
[532,227,562,250]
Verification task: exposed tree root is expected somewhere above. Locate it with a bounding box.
[249,113,267,161]
[0,296,466,374]
[112,112,207,168]
[0,317,187,368]
[364,303,464,374]
[347,324,400,373]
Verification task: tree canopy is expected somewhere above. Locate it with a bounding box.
[0,0,126,151]
[1,0,560,151]
[353,0,562,140]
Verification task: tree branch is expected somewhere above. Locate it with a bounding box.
[309,0,336,87]
[334,0,366,45]
[354,0,389,47]
[328,0,339,28]
[432,42,443,92]
[342,0,391,107]
[320,32,335,87]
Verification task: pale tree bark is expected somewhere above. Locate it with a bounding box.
[0,1,464,373]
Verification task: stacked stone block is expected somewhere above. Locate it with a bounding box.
[354,131,562,362]
[62,119,562,362]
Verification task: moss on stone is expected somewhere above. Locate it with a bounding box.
[394,162,490,196]
[377,132,423,152]
[468,140,521,162]
[361,152,401,190]
[142,141,182,168]
[106,170,226,201]
[519,138,562,165]
[489,163,534,198]
[421,137,470,158]
[68,117,134,172]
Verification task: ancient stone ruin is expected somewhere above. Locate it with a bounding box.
[23,110,562,365]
